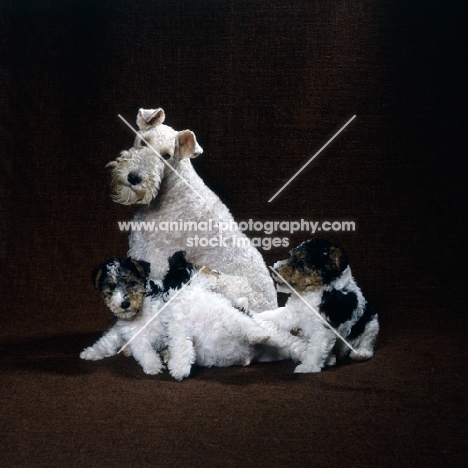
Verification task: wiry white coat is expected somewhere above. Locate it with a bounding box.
[81,274,270,380]
[107,108,277,313]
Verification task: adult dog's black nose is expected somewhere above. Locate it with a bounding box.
[127,172,142,185]
[121,300,131,310]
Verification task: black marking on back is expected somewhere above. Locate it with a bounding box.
[347,302,376,340]
[146,279,163,297]
[162,251,196,291]
[320,289,358,328]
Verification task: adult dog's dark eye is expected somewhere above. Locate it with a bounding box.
[321,250,330,258]
[140,139,147,146]
[162,153,171,160]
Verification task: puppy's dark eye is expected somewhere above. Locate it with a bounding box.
[107,284,116,291]
[293,258,306,269]
[161,152,171,160]
[140,139,147,147]
[321,250,330,259]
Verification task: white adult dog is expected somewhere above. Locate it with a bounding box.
[106,108,277,313]
[80,253,271,380]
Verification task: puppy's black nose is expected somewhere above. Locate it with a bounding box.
[127,172,142,186]
[121,300,131,310]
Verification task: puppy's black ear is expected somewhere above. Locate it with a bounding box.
[163,251,194,291]
[91,264,105,289]
[147,279,162,296]
[168,251,191,269]
[330,246,349,273]
[130,259,151,278]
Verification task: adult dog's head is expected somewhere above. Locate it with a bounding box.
[106,108,203,205]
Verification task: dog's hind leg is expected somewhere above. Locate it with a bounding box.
[349,315,379,361]
[228,311,270,344]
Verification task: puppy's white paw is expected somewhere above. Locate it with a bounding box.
[350,349,373,361]
[168,359,192,381]
[142,361,163,375]
[325,354,337,366]
[80,348,106,361]
[294,363,321,373]
[242,356,253,366]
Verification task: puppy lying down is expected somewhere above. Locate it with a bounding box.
[80,252,269,380]
[253,238,379,373]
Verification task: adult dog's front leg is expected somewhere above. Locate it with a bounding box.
[80,326,124,360]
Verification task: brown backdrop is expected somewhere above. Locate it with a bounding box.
[1,1,466,467]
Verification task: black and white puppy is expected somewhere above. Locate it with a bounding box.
[80,252,269,380]
[253,238,379,373]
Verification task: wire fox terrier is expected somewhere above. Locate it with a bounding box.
[106,107,277,313]
[80,252,270,380]
[253,238,379,373]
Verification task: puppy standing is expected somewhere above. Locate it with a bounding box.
[253,239,379,373]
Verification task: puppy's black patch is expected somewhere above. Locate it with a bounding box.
[347,302,376,340]
[146,279,162,297]
[292,238,349,285]
[162,251,196,291]
[91,257,151,290]
[320,289,358,328]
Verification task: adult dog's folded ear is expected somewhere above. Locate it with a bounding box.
[136,108,165,130]
[176,130,203,159]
